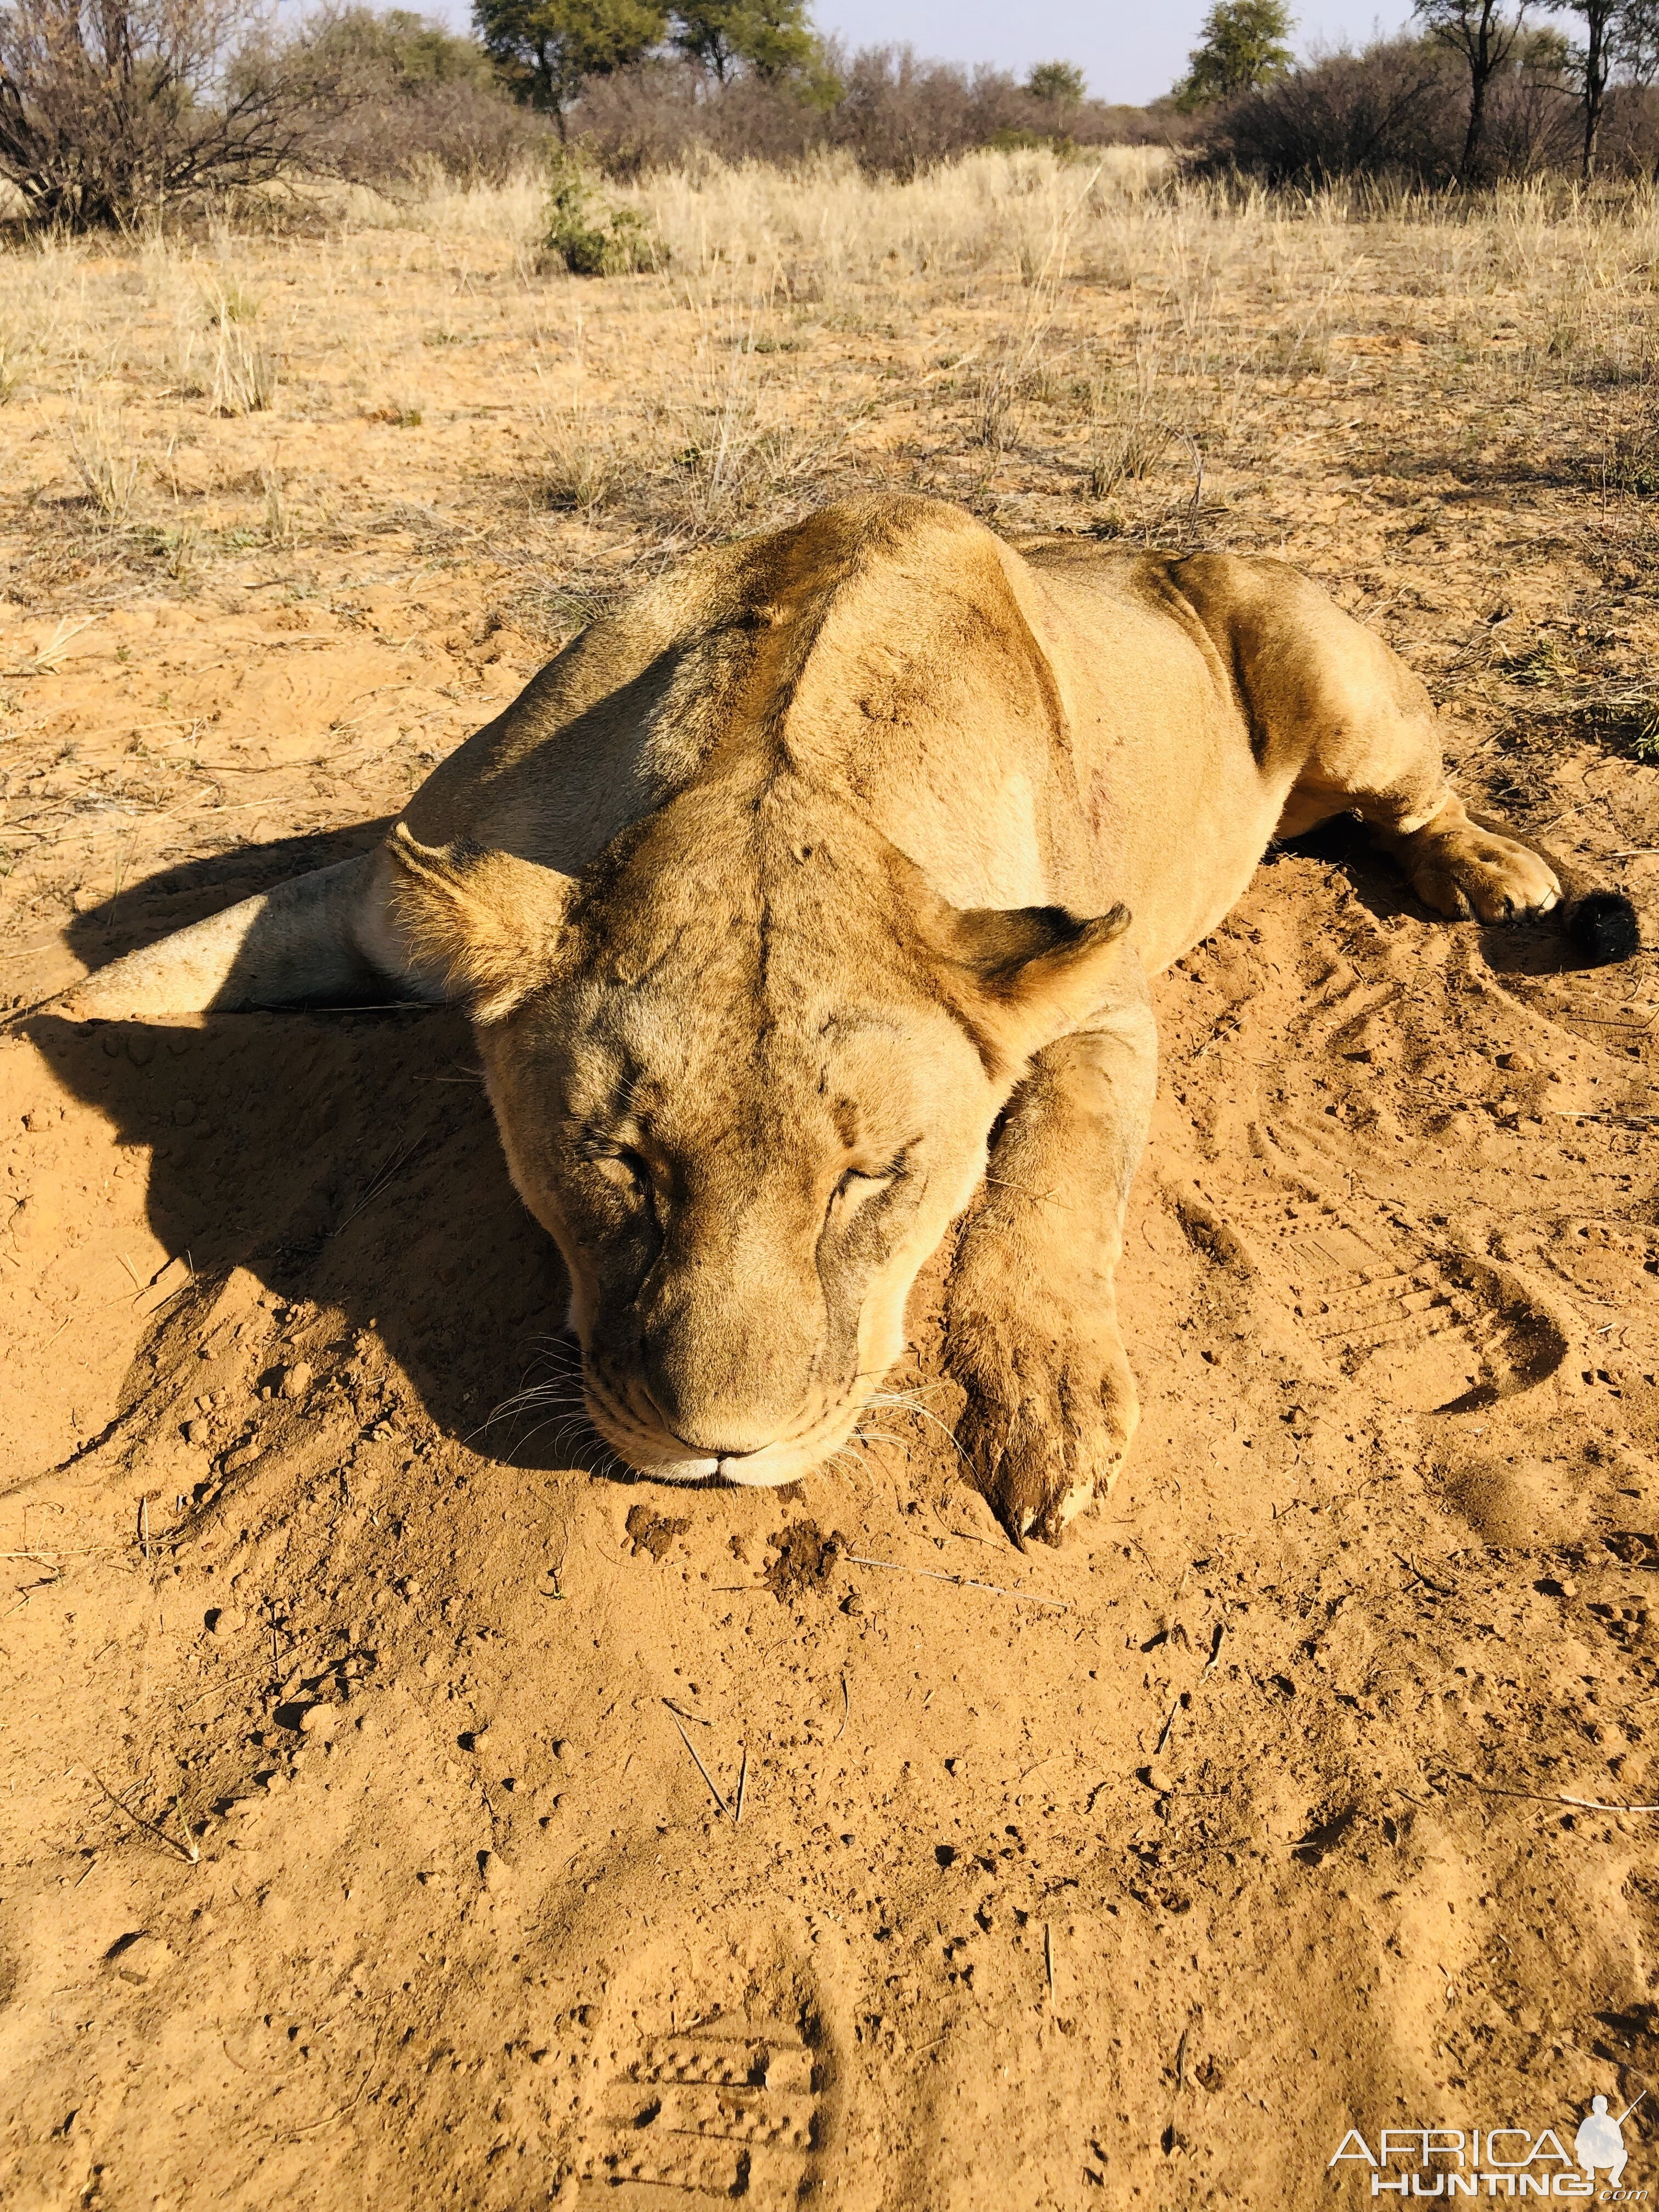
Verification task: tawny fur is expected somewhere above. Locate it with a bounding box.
[47,495,1571,1542]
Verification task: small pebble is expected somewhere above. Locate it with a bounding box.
[300,1703,338,1736]
[279,1361,313,1401]
[182,1419,208,1447]
[208,1606,244,1635]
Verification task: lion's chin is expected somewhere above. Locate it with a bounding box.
[588,1404,854,1491]
[614,1440,831,1490]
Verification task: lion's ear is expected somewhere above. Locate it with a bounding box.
[385,823,573,1022]
[937,899,1133,1066]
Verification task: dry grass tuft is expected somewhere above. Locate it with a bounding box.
[65,407,140,523]
[207,291,278,416]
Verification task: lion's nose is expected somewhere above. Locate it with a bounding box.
[662,1412,782,1459]
[638,1262,820,1457]
[640,1383,781,1460]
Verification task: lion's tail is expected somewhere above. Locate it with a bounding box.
[1468,809,1640,966]
[1564,887,1641,964]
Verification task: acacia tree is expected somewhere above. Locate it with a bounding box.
[1025,59,1086,106]
[471,0,665,129]
[1614,0,1659,80]
[1545,0,1619,173]
[1412,0,1528,181]
[670,0,818,83]
[0,0,325,228]
[1174,0,1294,109]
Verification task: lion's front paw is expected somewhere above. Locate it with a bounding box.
[1408,826,1560,924]
[947,1311,1139,1547]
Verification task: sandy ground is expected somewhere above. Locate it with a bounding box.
[2,165,1659,2208]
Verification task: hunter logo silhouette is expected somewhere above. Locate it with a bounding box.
[1575,2091,1644,2189]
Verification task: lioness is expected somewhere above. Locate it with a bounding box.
[42,496,1637,1541]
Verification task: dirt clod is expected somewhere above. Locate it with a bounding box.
[764,1520,844,1602]
[625,1502,691,1561]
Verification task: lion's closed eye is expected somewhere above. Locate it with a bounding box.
[584,1144,659,1220]
[595,1146,650,1189]
[828,1149,913,1218]
[833,1167,888,1208]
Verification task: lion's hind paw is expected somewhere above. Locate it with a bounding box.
[1409,825,1561,925]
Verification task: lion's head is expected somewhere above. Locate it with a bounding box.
[387,769,1128,1487]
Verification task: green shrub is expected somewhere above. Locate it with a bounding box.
[540,157,659,276]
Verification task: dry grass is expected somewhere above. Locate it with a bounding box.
[4,148,1659,924]
[64,405,142,523]
[8,151,1659,577]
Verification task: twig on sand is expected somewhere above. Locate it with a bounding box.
[273,2067,374,2143]
[834,1672,849,1743]
[663,1700,711,1728]
[735,1744,749,1825]
[85,1768,199,1864]
[845,1553,1069,1612]
[665,1704,728,1818]
[1443,1769,1659,1816]
[1396,1553,1453,1598]
[1044,1922,1056,2009]
[138,1496,150,1565]
[332,1137,428,1238]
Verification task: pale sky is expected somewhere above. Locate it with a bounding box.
[812,1,1414,107]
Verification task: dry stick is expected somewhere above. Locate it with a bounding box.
[1153,1699,1181,1757]
[845,1553,1069,1612]
[1044,1922,1056,2010]
[663,1700,712,1728]
[274,2067,375,2144]
[835,1673,849,1744]
[665,1705,729,1819]
[735,1745,749,1826]
[138,1497,150,1565]
[86,1768,199,1864]
[1446,1769,1659,1816]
